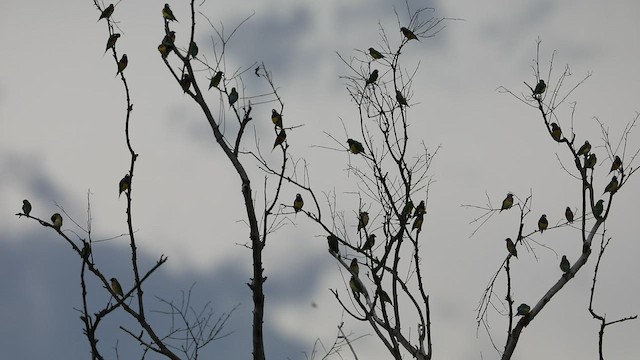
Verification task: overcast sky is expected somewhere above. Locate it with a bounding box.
[1,0,639,359]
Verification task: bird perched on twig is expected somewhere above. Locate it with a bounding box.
[533,80,546,96]
[368,47,384,59]
[538,214,548,233]
[500,193,513,212]
[162,3,177,22]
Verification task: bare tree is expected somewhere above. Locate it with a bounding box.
[471,40,639,360]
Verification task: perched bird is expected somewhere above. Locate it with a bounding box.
[110,277,124,298]
[577,140,591,156]
[560,255,570,274]
[400,26,418,40]
[585,154,597,169]
[119,174,131,198]
[349,277,365,298]
[533,80,546,95]
[98,4,114,22]
[593,199,604,220]
[51,213,63,230]
[158,44,171,58]
[188,41,199,57]
[362,234,376,251]
[412,213,424,233]
[180,73,192,92]
[401,200,414,218]
[162,3,177,21]
[414,200,426,216]
[81,242,92,260]
[365,69,379,86]
[377,287,392,304]
[228,87,239,107]
[550,123,562,142]
[209,71,223,89]
[610,155,622,173]
[368,47,384,59]
[357,212,369,233]
[116,54,128,75]
[293,193,303,213]
[603,176,618,194]
[506,238,517,258]
[22,199,32,216]
[105,33,120,53]
[396,90,408,106]
[538,214,548,233]
[347,139,365,154]
[162,31,176,46]
[516,303,530,316]
[327,235,339,255]
[565,207,574,223]
[273,129,287,149]
[271,109,283,129]
[500,193,514,212]
[350,258,359,276]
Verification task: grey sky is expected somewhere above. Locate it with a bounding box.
[1,0,639,359]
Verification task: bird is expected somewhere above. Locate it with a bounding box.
[116,54,128,75]
[377,287,392,304]
[349,277,365,298]
[162,3,177,21]
[400,27,418,40]
[293,193,303,213]
[158,44,171,58]
[516,303,530,316]
[603,176,618,194]
[500,193,514,212]
[414,200,426,216]
[506,238,517,258]
[81,242,92,260]
[98,4,114,22]
[593,199,604,220]
[327,235,339,255]
[585,154,597,169]
[550,123,562,142]
[365,69,379,86]
[401,200,414,218]
[105,33,120,53]
[577,141,591,156]
[368,47,384,59]
[560,255,570,274]
[228,87,239,107]
[271,109,283,129]
[350,258,359,276]
[180,73,192,92]
[209,71,223,89]
[119,174,131,198]
[347,139,365,154]
[22,200,32,216]
[396,90,408,107]
[273,129,287,149]
[110,277,124,298]
[538,214,548,233]
[188,41,198,57]
[565,207,574,223]
[412,213,424,233]
[162,31,176,46]
[610,155,622,173]
[362,234,376,251]
[357,212,369,232]
[533,80,546,95]
[51,213,63,230]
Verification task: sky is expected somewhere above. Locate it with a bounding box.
[1,0,640,359]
